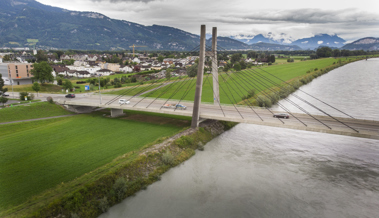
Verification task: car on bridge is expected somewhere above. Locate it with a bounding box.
[119,99,130,105]
[273,113,289,119]
[65,94,75,98]
[163,103,187,110]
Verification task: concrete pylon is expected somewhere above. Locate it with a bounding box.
[191,25,206,129]
[211,27,220,105]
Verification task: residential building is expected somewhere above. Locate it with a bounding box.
[7,63,34,85]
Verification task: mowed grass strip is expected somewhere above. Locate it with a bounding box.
[0,114,184,209]
[0,102,73,123]
[143,58,337,104]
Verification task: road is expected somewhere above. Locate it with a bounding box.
[55,94,379,140]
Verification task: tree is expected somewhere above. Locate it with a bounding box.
[56,51,64,59]
[316,47,333,58]
[270,55,276,63]
[165,71,171,81]
[0,96,8,106]
[332,49,341,57]
[239,61,246,70]
[157,55,164,62]
[35,50,48,62]
[31,62,54,84]
[233,62,241,71]
[3,55,11,61]
[230,53,242,64]
[32,82,41,96]
[62,80,73,91]
[247,51,257,59]
[0,75,5,93]
[186,63,198,77]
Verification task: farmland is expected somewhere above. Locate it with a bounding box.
[0,111,187,210]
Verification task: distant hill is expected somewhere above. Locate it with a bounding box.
[291,34,346,49]
[341,37,379,51]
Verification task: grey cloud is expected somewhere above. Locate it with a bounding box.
[90,0,158,3]
[219,8,379,24]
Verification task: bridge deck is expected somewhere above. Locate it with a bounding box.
[56,95,379,140]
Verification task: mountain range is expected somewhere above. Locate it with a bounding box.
[0,0,376,51]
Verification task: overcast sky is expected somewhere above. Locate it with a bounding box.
[36,0,379,42]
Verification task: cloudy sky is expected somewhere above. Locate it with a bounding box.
[36,0,379,42]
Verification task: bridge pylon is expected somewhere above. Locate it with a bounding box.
[191,25,219,128]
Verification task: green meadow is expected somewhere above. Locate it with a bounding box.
[0,112,186,210]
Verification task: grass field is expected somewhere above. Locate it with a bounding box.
[0,112,187,209]
[143,58,338,104]
[0,102,73,123]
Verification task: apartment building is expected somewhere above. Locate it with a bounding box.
[7,63,33,85]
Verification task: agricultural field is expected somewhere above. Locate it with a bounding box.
[0,110,188,210]
[0,102,73,123]
[143,58,338,104]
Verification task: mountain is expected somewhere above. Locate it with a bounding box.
[0,0,206,51]
[230,34,278,45]
[291,34,346,49]
[341,37,379,51]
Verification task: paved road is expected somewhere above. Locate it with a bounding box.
[56,94,379,140]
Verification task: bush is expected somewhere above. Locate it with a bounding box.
[19,91,30,101]
[76,81,86,84]
[162,150,174,165]
[57,78,63,85]
[98,197,109,213]
[47,96,54,104]
[29,93,35,100]
[113,177,127,201]
[257,95,272,107]
[114,83,122,88]
[287,58,294,62]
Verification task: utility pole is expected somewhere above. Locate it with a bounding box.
[191,25,206,129]
[98,74,102,104]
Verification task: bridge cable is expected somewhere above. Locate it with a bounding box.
[132,78,178,108]
[203,74,226,117]
[254,66,356,119]
[229,70,287,124]
[174,77,197,112]
[244,69,331,129]
[160,77,193,110]
[234,70,306,126]
[223,70,264,121]
[146,76,188,109]
[249,68,359,132]
[206,63,245,119]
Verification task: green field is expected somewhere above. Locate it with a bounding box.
[0,102,73,123]
[143,58,338,104]
[0,112,186,209]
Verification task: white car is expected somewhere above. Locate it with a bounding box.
[118,99,130,105]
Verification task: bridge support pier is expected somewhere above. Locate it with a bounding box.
[111,108,125,117]
[211,27,220,105]
[191,25,206,129]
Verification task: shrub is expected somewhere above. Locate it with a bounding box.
[98,197,109,213]
[114,83,122,88]
[257,95,272,107]
[19,91,30,101]
[113,177,127,201]
[57,78,63,85]
[287,58,294,62]
[314,68,318,71]
[174,135,194,148]
[47,96,54,103]
[162,150,174,165]
[29,93,35,100]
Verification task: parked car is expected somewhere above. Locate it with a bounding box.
[273,113,289,119]
[118,99,130,105]
[65,94,75,98]
[1,92,9,97]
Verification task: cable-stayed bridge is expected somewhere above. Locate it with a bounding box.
[57,25,379,140]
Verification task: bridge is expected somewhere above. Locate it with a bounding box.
[57,25,379,140]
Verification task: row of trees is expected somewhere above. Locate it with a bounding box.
[315,47,371,58]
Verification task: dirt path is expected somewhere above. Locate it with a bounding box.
[0,114,77,125]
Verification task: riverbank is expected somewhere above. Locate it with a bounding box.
[240,56,369,107]
[1,115,236,217]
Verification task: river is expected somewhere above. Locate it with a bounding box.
[99,58,379,218]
